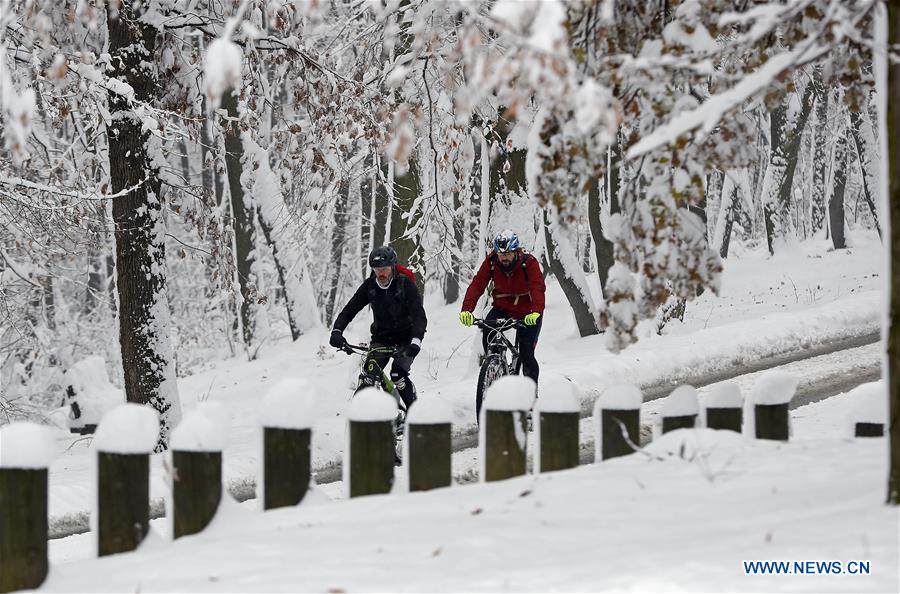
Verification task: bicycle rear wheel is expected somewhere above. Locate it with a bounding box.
[476,354,508,423]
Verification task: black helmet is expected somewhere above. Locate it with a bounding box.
[369,246,397,268]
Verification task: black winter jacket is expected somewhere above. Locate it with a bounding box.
[332,273,427,343]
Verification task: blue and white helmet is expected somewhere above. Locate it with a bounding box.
[493,229,520,253]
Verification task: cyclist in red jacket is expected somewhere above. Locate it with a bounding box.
[459,229,546,385]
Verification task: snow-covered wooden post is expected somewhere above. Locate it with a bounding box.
[852,384,887,438]
[0,423,54,593]
[260,379,314,510]
[593,384,642,461]
[661,385,699,433]
[704,382,743,432]
[481,376,535,482]
[94,404,158,556]
[346,388,396,498]
[170,403,226,539]
[536,382,580,473]
[407,398,453,492]
[751,372,797,441]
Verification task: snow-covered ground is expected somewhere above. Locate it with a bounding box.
[14,231,900,590]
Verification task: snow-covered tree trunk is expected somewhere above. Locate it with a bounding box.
[849,108,883,238]
[587,174,614,294]
[250,142,319,338]
[391,158,424,292]
[325,180,350,327]
[543,210,601,337]
[812,69,829,233]
[106,1,181,450]
[443,189,464,304]
[221,88,258,354]
[361,155,374,278]
[885,0,900,506]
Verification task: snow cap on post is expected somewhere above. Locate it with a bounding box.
[536,380,580,413]
[852,382,888,424]
[347,388,397,422]
[406,396,452,425]
[260,378,317,430]
[93,404,159,454]
[203,38,242,109]
[706,382,742,408]
[663,385,699,416]
[593,383,643,414]
[171,402,229,452]
[484,375,536,411]
[0,422,56,468]
[750,371,798,406]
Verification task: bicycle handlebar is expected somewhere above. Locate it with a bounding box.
[340,343,400,356]
[472,317,526,331]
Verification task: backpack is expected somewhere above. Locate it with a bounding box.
[368,264,419,303]
[488,250,531,281]
[396,264,417,287]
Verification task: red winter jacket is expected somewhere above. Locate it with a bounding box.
[462,250,545,320]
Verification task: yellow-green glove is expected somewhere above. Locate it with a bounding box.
[524,312,541,326]
[459,311,475,327]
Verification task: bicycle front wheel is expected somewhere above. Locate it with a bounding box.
[476,354,508,423]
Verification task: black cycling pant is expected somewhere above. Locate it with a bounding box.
[481,307,542,385]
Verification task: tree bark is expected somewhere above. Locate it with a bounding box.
[886,0,900,506]
[106,1,181,450]
[221,89,258,353]
[829,136,848,250]
[361,155,374,278]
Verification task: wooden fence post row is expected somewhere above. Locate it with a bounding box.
[536,382,580,473]
[93,404,159,557]
[260,378,314,510]
[169,403,227,539]
[480,375,536,482]
[0,422,55,594]
[749,371,797,441]
[593,384,642,462]
[406,397,453,492]
[704,382,743,432]
[661,385,699,434]
[345,387,397,498]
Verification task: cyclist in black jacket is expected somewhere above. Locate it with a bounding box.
[329,246,427,409]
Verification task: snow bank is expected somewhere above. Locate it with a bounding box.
[594,384,643,411]
[260,378,317,430]
[170,403,228,452]
[851,382,887,424]
[64,356,124,428]
[0,422,56,468]
[347,388,397,422]
[750,371,798,405]
[663,385,699,416]
[484,376,536,411]
[406,397,452,425]
[93,404,159,454]
[705,382,743,408]
[643,427,746,459]
[536,381,580,413]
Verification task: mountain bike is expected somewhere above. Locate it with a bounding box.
[339,343,407,464]
[472,317,527,422]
